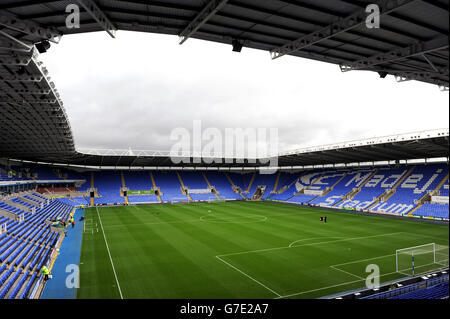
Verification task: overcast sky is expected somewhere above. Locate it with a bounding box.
[39,31,449,154]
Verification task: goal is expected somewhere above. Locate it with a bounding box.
[396,243,449,276]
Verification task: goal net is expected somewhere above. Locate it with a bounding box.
[396,243,449,276]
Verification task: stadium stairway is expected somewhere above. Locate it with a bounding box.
[244,173,256,195]
[203,172,241,200]
[333,169,378,207]
[408,172,449,217]
[120,172,129,204]
[432,173,450,197]
[224,173,246,199]
[289,172,325,203]
[270,173,301,201]
[202,173,221,200]
[149,172,163,203]
[382,166,415,201]
[407,193,429,216]
[366,166,416,210]
[308,172,349,204]
[176,172,193,201]
[272,172,281,194]
[90,172,95,207]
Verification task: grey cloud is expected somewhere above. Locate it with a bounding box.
[40,31,448,154]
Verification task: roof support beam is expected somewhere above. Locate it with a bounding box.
[421,54,439,73]
[0,0,60,10]
[0,74,43,82]
[0,12,62,43]
[394,71,449,88]
[318,151,360,162]
[76,0,117,38]
[340,36,449,73]
[270,0,418,59]
[179,0,229,45]
[335,149,382,161]
[369,145,414,158]
[9,88,51,95]
[338,0,448,35]
[0,40,31,52]
[0,98,57,104]
[415,139,450,152]
[0,55,32,66]
[384,143,426,157]
[0,29,33,52]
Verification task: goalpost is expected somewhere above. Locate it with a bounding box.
[396,243,449,276]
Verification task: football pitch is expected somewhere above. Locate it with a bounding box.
[77,201,449,299]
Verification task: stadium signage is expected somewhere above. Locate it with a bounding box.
[180,303,214,317]
[128,190,156,196]
[432,196,449,204]
[179,303,269,316]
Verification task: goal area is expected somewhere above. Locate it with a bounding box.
[396,243,449,276]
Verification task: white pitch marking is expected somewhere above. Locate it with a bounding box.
[218,232,404,258]
[103,218,202,229]
[96,206,124,299]
[289,237,347,248]
[281,260,448,299]
[330,265,365,280]
[215,255,281,298]
[331,253,396,267]
[200,214,267,224]
[276,271,399,299]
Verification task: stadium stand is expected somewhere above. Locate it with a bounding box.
[203,172,241,200]
[123,171,159,204]
[0,0,448,301]
[389,282,449,299]
[413,203,449,219]
[0,191,74,299]
[361,276,449,300]
[371,164,447,214]
[152,171,189,203]
[91,171,123,205]
[32,163,446,219]
[179,172,213,201]
[30,166,62,181]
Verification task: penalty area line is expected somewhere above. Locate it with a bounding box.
[330,265,365,280]
[215,255,281,298]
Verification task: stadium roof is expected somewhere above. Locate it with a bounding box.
[1,0,448,86]
[4,130,450,169]
[0,0,449,168]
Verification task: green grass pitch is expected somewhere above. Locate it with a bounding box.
[77,201,449,299]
